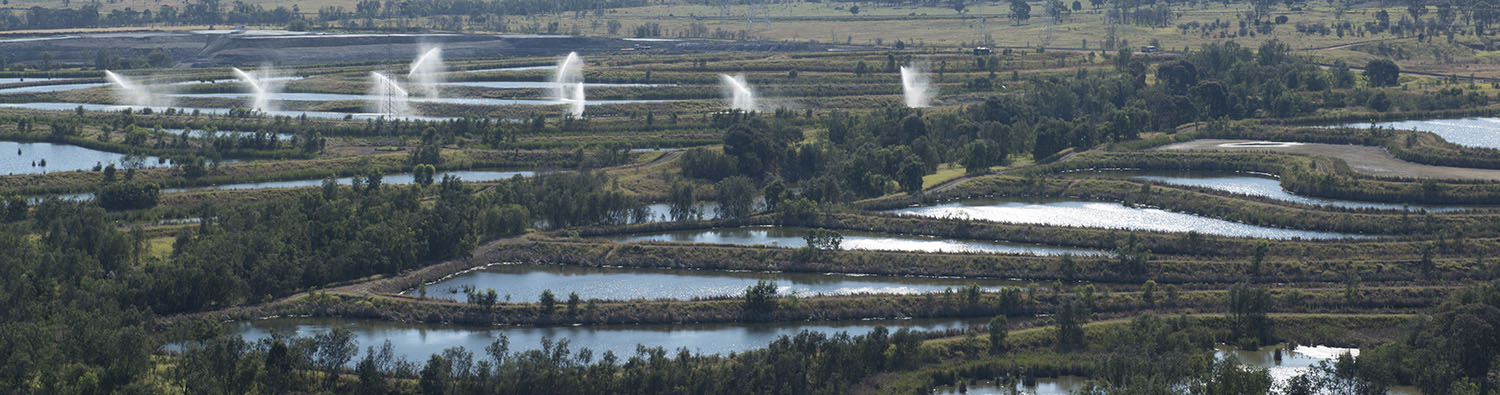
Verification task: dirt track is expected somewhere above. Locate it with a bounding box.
[1157,139,1500,181]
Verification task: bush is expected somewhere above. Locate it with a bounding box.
[95,183,160,211]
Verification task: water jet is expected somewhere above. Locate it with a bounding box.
[105,70,169,107]
[899,65,933,108]
[553,52,586,116]
[720,74,756,111]
[408,47,446,98]
[231,67,279,113]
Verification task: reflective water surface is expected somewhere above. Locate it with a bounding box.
[229,317,979,363]
[606,227,1108,256]
[1,140,167,175]
[884,200,1367,240]
[162,170,534,192]
[412,263,1024,303]
[1093,170,1480,212]
[1343,118,1500,149]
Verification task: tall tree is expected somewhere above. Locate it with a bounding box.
[1009,0,1032,24]
[1364,59,1401,87]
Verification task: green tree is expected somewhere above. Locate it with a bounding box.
[1420,242,1436,278]
[1142,280,1158,306]
[567,292,581,314]
[1202,357,1274,395]
[1367,91,1392,112]
[763,180,786,212]
[1250,240,1268,279]
[1009,0,1032,24]
[539,289,557,315]
[668,181,698,221]
[313,327,358,388]
[961,139,1000,175]
[419,354,447,395]
[1059,253,1078,280]
[2,196,27,222]
[1364,59,1400,87]
[743,280,779,316]
[1055,299,1088,351]
[804,228,843,252]
[1114,234,1150,276]
[95,182,160,211]
[413,164,436,186]
[715,176,757,219]
[1227,284,1273,346]
[989,315,1009,354]
[898,158,926,194]
[410,128,443,165]
[356,354,386,394]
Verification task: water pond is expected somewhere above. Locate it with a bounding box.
[225,317,978,364]
[883,200,1367,240]
[462,65,558,73]
[1,140,167,175]
[171,92,669,106]
[605,226,1109,256]
[411,263,1024,303]
[0,82,109,95]
[162,170,534,192]
[1092,170,1481,212]
[440,81,670,89]
[936,344,1415,394]
[1340,118,1500,150]
[0,102,455,121]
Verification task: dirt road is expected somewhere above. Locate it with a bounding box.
[1157,139,1500,181]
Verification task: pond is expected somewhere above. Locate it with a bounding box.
[1215,343,1358,386]
[170,92,670,106]
[410,263,1025,303]
[169,76,305,85]
[936,344,1414,394]
[440,81,671,89]
[1094,170,1478,212]
[605,226,1109,256]
[1,140,167,175]
[0,102,455,121]
[162,170,534,192]
[224,317,978,364]
[634,197,765,223]
[462,65,558,73]
[0,77,77,84]
[883,200,1367,240]
[1341,118,1500,150]
[1214,343,1416,394]
[934,377,1088,395]
[0,82,110,95]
